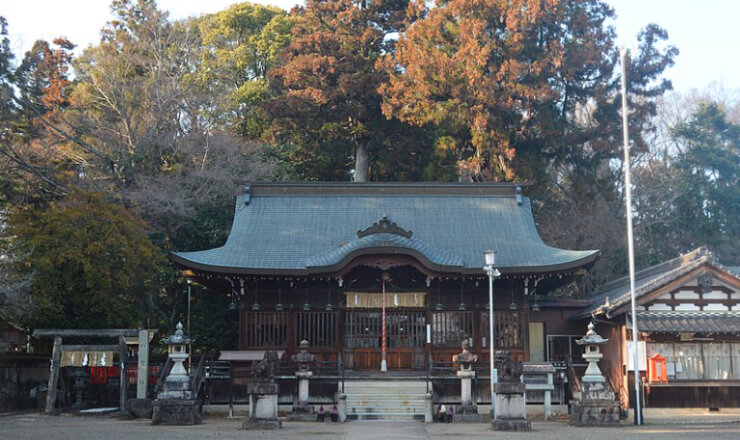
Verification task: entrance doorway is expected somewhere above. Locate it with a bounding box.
[343,310,426,370]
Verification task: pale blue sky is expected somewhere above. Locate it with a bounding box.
[1,0,738,93]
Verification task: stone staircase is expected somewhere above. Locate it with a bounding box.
[343,379,428,421]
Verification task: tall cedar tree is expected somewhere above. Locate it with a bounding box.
[266,0,433,181]
[380,0,677,182]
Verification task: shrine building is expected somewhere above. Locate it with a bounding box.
[172,182,599,371]
[575,247,740,408]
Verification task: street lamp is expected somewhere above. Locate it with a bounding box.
[187,278,192,372]
[483,250,501,420]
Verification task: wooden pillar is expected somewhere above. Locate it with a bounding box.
[119,336,127,412]
[425,307,433,366]
[136,330,149,399]
[287,308,297,357]
[238,307,245,350]
[472,306,480,358]
[45,336,62,414]
[336,308,344,366]
[228,363,234,418]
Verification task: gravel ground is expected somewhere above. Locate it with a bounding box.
[0,412,738,440]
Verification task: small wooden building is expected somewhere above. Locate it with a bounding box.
[173,182,599,372]
[574,247,740,408]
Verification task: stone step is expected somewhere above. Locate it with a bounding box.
[346,413,426,421]
[347,405,423,413]
[344,380,427,388]
[347,396,426,405]
[343,386,428,394]
[344,390,427,398]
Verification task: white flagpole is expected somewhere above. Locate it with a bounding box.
[620,48,642,426]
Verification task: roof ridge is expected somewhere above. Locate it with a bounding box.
[594,247,709,294]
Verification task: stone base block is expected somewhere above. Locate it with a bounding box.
[452,404,481,423]
[495,392,526,419]
[125,398,153,419]
[570,400,620,427]
[492,418,532,431]
[453,413,482,423]
[242,418,282,430]
[151,399,200,425]
[289,405,315,421]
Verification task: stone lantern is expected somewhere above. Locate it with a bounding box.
[163,322,191,385]
[290,339,317,421]
[452,340,481,422]
[570,321,620,427]
[576,321,608,383]
[152,322,200,425]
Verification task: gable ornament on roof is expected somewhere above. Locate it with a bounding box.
[357,215,412,239]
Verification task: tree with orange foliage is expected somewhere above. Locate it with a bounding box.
[380,0,677,182]
[266,0,433,181]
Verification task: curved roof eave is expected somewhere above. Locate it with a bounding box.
[171,248,599,277]
[305,233,464,271]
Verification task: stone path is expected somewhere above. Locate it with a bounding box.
[0,411,739,440]
[342,421,429,440]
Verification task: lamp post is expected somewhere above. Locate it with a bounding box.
[187,278,192,373]
[483,250,500,420]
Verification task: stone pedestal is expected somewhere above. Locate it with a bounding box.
[492,382,531,431]
[243,382,282,430]
[424,393,434,423]
[570,382,620,426]
[152,378,200,425]
[152,399,201,425]
[338,393,347,422]
[290,371,314,421]
[453,369,481,422]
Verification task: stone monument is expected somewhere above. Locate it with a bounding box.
[491,350,531,431]
[290,339,317,421]
[243,351,282,430]
[452,340,481,422]
[152,322,200,425]
[570,322,620,426]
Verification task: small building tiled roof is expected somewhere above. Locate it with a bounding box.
[573,247,740,320]
[629,311,740,334]
[172,182,599,276]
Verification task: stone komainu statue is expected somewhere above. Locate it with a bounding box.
[494,350,522,382]
[252,350,279,382]
[454,339,478,368]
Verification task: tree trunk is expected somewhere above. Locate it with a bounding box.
[354,143,369,182]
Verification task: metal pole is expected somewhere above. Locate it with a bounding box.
[485,265,500,420]
[488,271,495,420]
[187,280,192,373]
[381,280,387,372]
[620,47,642,426]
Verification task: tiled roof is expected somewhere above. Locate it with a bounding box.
[172,182,599,275]
[573,247,740,319]
[630,311,740,334]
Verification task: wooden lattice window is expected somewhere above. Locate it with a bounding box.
[344,311,381,348]
[432,311,473,347]
[343,310,426,349]
[481,311,523,348]
[242,311,288,348]
[296,311,337,348]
